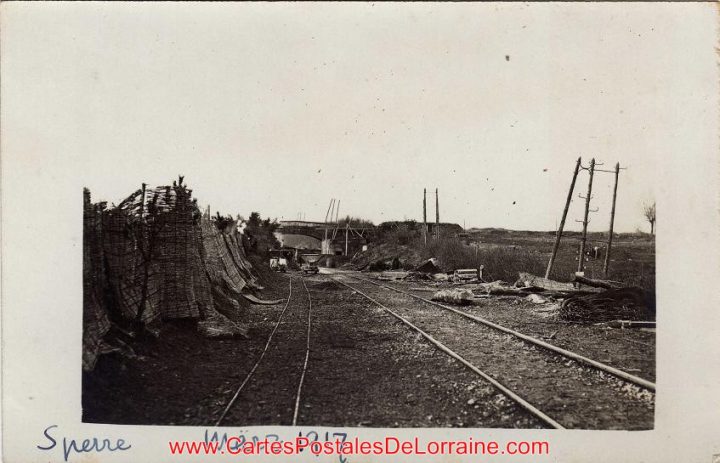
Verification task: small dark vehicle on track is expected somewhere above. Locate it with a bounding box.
[301,262,319,274]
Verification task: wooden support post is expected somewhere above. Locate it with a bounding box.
[545,157,581,279]
[140,183,147,218]
[603,162,620,276]
[578,158,595,273]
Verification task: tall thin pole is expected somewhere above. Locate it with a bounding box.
[335,200,340,223]
[423,188,427,223]
[545,157,581,278]
[324,199,334,223]
[324,199,334,254]
[578,158,595,273]
[423,188,427,245]
[435,188,439,240]
[345,223,349,256]
[603,162,620,276]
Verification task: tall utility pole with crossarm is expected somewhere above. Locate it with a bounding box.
[435,188,440,240]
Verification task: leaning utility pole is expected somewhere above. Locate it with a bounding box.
[577,158,596,273]
[603,162,620,276]
[545,157,581,279]
[423,188,428,245]
[435,188,440,240]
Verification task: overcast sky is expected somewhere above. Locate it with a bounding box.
[3,3,712,232]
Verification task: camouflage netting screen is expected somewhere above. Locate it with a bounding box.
[102,191,162,324]
[82,180,263,371]
[82,190,112,371]
[201,219,262,296]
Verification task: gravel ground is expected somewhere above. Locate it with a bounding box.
[81,271,290,425]
[297,275,542,428]
[337,274,654,430]
[83,270,653,429]
[384,278,656,382]
[212,275,313,426]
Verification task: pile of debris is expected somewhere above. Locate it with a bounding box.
[473,273,595,298]
[431,288,474,305]
[349,243,425,271]
[558,288,653,323]
[478,272,654,324]
[82,177,272,371]
[558,275,655,323]
[447,271,655,322]
[376,258,443,281]
[362,251,656,321]
[376,259,485,285]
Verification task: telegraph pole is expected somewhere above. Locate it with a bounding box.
[345,223,349,256]
[577,158,596,273]
[603,162,620,276]
[423,188,428,245]
[545,157,581,279]
[435,188,440,240]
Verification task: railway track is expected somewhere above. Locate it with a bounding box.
[357,275,655,390]
[215,275,313,426]
[332,274,655,430]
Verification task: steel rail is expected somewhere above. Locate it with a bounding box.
[215,277,294,426]
[332,277,565,429]
[292,278,313,425]
[353,275,656,392]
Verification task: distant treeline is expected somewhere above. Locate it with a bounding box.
[377,220,463,234]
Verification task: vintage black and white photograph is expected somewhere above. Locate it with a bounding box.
[5,3,720,462]
[76,4,661,431]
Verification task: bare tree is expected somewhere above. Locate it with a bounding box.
[643,201,656,235]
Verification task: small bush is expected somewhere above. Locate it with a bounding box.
[242,212,280,258]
